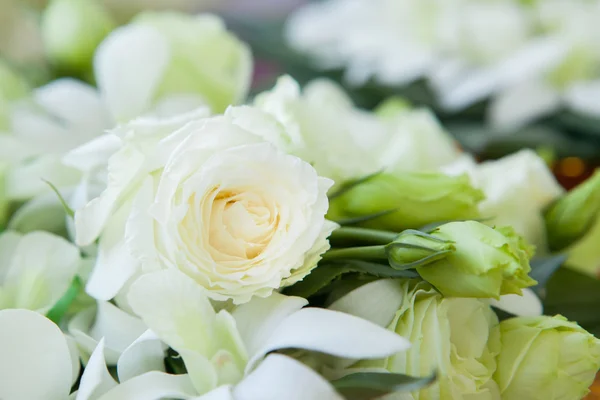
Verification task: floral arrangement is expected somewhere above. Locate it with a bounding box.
[2,2,600,400]
[286,0,600,129]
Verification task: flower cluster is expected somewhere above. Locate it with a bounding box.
[287,0,600,128]
[1,4,600,400]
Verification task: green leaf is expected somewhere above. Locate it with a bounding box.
[339,260,420,279]
[336,208,400,227]
[284,264,357,298]
[328,170,384,201]
[333,372,436,400]
[284,260,419,298]
[329,226,397,247]
[529,254,568,292]
[43,179,74,218]
[544,267,600,329]
[46,276,82,325]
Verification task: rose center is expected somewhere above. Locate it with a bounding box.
[208,189,278,260]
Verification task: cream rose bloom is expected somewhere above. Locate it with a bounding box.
[73,107,335,304]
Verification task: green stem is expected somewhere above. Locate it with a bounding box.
[330,226,397,246]
[322,245,388,261]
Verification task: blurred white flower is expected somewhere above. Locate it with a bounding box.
[248,75,461,186]
[95,12,252,122]
[456,149,565,250]
[287,0,600,126]
[1,78,111,202]
[0,230,80,314]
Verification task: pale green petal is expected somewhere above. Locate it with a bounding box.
[179,348,218,395]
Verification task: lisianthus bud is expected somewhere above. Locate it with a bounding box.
[494,315,600,400]
[41,0,115,73]
[0,61,29,101]
[0,60,29,129]
[374,96,412,119]
[545,169,600,251]
[416,221,537,299]
[329,172,484,231]
[386,229,455,269]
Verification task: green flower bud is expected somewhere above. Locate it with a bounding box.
[329,172,484,231]
[358,280,501,399]
[416,221,537,299]
[374,96,412,119]
[493,315,600,400]
[0,60,29,130]
[545,169,600,252]
[0,61,29,101]
[386,229,455,269]
[41,0,115,72]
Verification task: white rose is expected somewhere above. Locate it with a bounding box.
[248,76,460,187]
[378,107,462,172]
[475,149,564,250]
[75,107,336,304]
[249,76,387,186]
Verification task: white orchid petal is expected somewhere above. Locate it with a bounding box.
[95,24,170,122]
[33,78,110,134]
[92,301,147,352]
[117,330,166,383]
[8,190,72,234]
[0,309,72,400]
[66,335,83,387]
[489,288,543,317]
[74,144,145,247]
[0,231,22,282]
[3,231,80,313]
[85,202,138,300]
[76,338,117,400]
[234,354,343,400]
[63,133,122,173]
[232,292,308,357]
[565,80,600,117]
[328,279,404,328]
[247,308,411,373]
[128,269,216,354]
[191,385,234,400]
[490,80,561,129]
[6,155,80,201]
[96,372,197,400]
[68,306,119,365]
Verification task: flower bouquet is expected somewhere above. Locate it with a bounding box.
[1,2,600,400]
